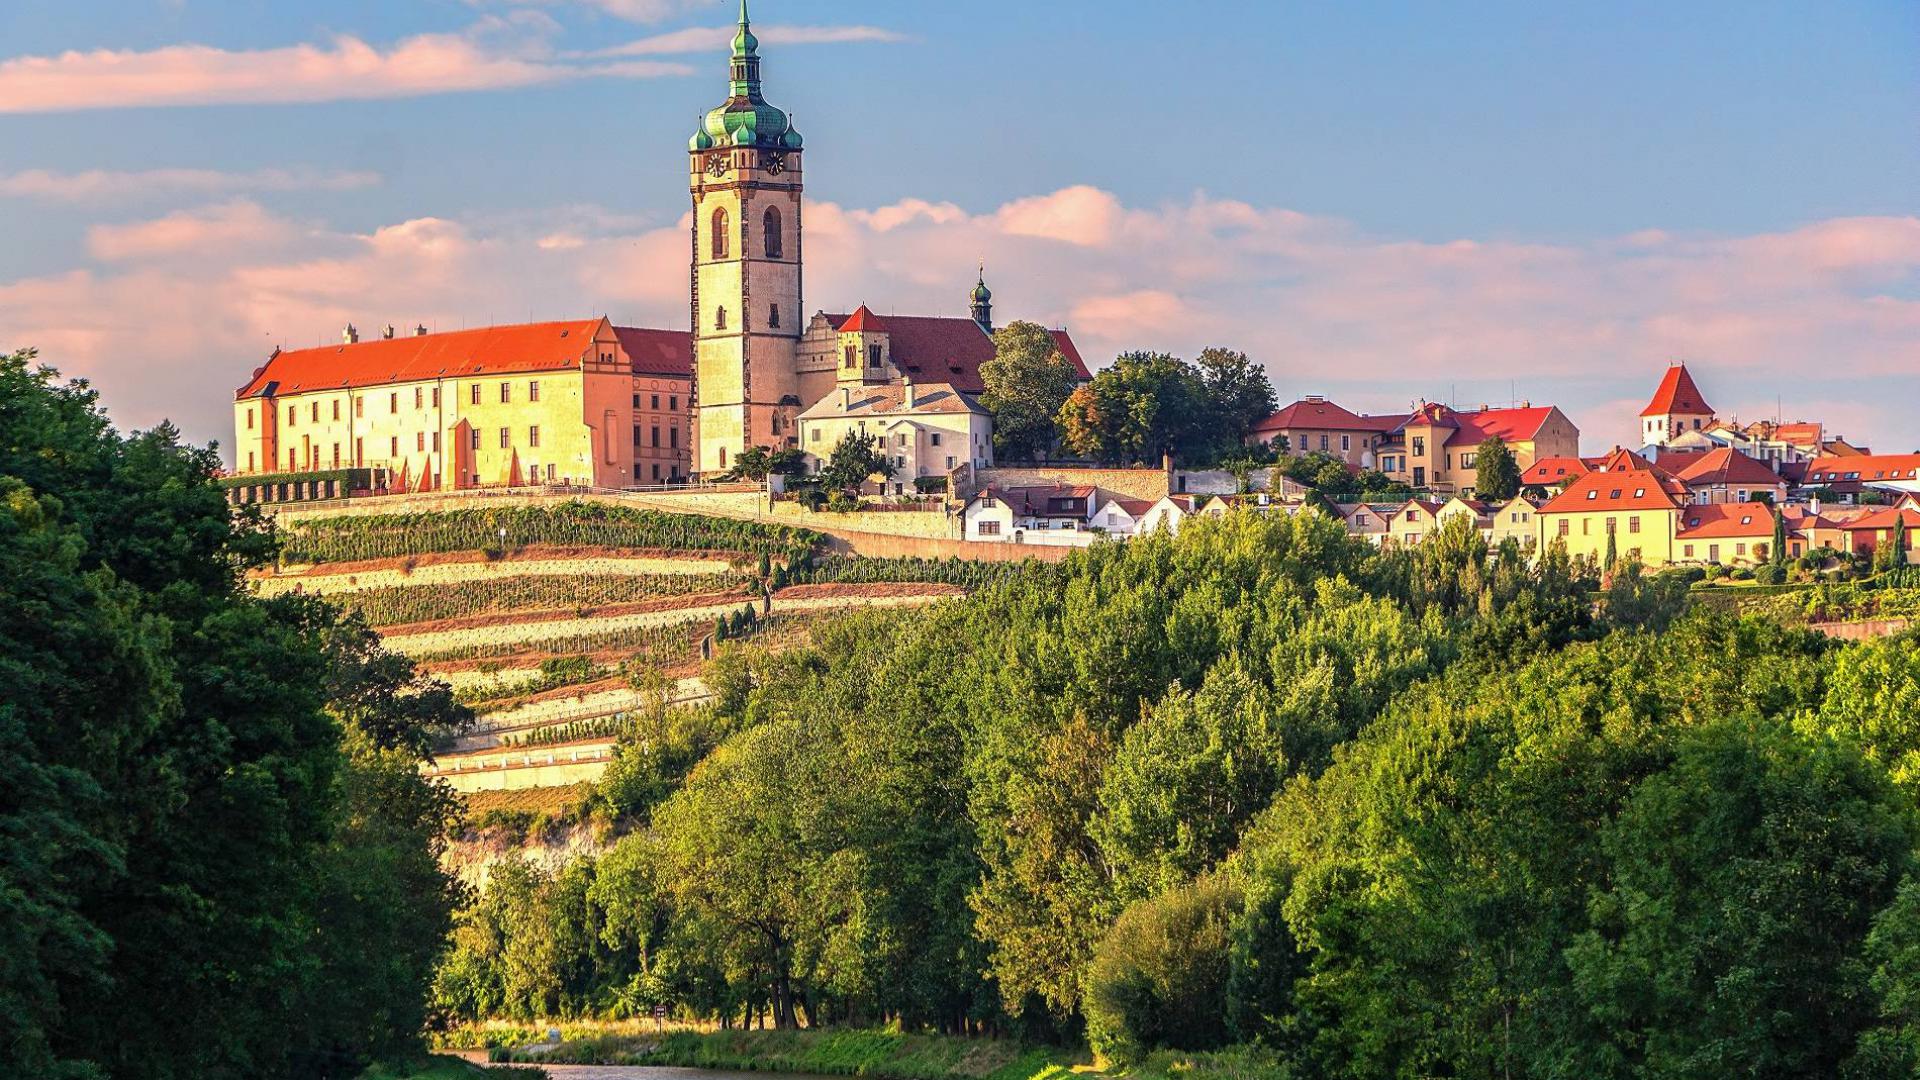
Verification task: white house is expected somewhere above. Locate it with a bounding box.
[1136,495,1200,536]
[963,484,1097,543]
[1090,495,1155,537]
[1435,496,1495,541]
[798,380,992,496]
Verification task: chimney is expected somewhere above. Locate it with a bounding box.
[342,323,359,345]
[840,386,852,410]
[903,378,917,408]
[415,324,429,337]
[382,324,396,340]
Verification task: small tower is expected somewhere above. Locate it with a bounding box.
[969,265,993,334]
[1640,362,1715,447]
[836,305,891,387]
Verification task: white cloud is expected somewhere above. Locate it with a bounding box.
[4,189,1916,458]
[0,21,693,113]
[0,167,381,203]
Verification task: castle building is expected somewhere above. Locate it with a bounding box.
[231,0,1086,489]
[231,319,690,491]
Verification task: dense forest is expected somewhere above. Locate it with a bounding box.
[439,486,1920,1076]
[0,350,468,1079]
[12,341,1920,1079]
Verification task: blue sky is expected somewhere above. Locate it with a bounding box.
[1,0,1915,455]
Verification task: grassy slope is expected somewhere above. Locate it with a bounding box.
[515,1027,1287,1080]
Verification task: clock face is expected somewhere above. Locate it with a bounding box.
[705,153,731,178]
[762,151,787,175]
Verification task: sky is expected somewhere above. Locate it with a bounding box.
[1,0,1916,461]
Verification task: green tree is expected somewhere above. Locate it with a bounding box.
[1085,876,1245,1066]
[1473,436,1521,500]
[1194,347,1278,453]
[1880,513,1911,573]
[979,321,1080,463]
[1056,351,1210,465]
[1565,720,1916,1078]
[0,349,463,1079]
[731,445,774,481]
[822,431,894,492]
[1772,503,1790,567]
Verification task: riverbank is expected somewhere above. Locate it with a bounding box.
[503,1028,1286,1080]
[361,1055,547,1079]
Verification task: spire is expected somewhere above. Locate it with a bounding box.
[693,0,800,150]
[730,0,761,97]
[970,264,993,333]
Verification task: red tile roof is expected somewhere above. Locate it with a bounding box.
[1540,469,1684,515]
[613,326,692,378]
[1254,397,1375,434]
[1678,503,1779,539]
[1673,447,1783,488]
[1641,363,1714,417]
[1455,406,1559,444]
[1522,456,1590,485]
[236,319,609,400]
[840,304,886,333]
[1805,454,1920,486]
[1840,507,1920,533]
[823,313,1091,393]
[1395,402,1562,443]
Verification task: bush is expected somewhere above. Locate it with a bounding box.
[1755,563,1788,586]
[1732,567,1756,581]
[825,492,861,514]
[1665,566,1708,586]
[1085,876,1244,1066]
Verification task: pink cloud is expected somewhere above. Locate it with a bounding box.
[0,167,381,203]
[0,23,691,113]
[86,201,304,262]
[5,187,1918,460]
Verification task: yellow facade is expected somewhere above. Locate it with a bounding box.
[231,320,690,491]
[1538,506,1679,566]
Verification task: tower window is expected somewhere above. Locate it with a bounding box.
[844,345,857,369]
[711,206,730,260]
[763,206,783,259]
[868,343,882,367]
[769,303,780,329]
[716,306,728,331]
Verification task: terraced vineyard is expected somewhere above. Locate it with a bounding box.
[251,498,1014,797]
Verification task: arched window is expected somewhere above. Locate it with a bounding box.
[711,206,729,260]
[763,206,783,259]
[768,303,781,329]
[715,306,728,331]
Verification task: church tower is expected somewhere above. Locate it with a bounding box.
[689,0,805,475]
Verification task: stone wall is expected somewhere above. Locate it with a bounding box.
[975,466,1171,501]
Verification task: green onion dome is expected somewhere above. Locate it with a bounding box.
[689,0,803,152]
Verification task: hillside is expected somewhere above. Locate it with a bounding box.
[250,498,1031,880]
